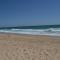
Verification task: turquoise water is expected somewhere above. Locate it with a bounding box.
[0,25,60,36]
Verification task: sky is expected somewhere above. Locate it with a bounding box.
[0,0,60,27]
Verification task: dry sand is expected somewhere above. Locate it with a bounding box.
[0,33,60,60]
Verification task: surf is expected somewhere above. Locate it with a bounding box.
[0,25,60,36]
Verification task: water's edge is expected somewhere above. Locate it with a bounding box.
[0,25,60,36]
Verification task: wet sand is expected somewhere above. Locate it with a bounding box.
[0,33,60,60]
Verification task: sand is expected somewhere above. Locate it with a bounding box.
[0,33,60,60]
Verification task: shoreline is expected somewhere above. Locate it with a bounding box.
[0,32,60,39]
[0,33,60,45]
[0,32,60,37]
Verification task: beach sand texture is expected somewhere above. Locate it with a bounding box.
[0,33,60,60]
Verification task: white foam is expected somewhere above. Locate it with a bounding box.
[0,28,60,36]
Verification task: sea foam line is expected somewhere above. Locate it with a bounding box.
[0,28,60,36]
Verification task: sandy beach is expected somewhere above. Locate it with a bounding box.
[0,33,60,60]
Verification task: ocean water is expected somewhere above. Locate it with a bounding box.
[0,25,60,36]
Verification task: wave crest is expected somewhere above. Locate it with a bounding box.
[0,28,60,36]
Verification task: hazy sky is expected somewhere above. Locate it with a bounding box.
[0,0,60,27]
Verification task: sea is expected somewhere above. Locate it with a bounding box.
[0,25,60,36]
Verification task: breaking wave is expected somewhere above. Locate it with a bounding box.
[0,28,60,36]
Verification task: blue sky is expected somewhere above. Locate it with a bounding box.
[0,0,60,27]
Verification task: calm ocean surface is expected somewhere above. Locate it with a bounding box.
[0,25,60,36]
